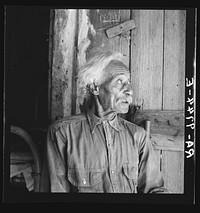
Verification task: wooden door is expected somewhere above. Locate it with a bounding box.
[49,9,186,193]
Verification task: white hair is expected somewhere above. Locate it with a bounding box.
[77,49,124,104]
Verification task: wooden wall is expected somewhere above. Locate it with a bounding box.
[49,9,186,193]
[131,10,185,110]
[130,10,186,193]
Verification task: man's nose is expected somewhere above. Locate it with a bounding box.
[123,83,133,96]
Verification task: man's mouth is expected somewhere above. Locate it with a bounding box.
[121,100,129,104]
[120,98,132,105]
[116,97,132,106]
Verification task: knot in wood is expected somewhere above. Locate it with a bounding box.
[154,118,158,123]
[175,116,179,120]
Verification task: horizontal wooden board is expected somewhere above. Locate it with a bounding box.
[132,110,184,137]
[106,19,135,38]
[151,134,184,151]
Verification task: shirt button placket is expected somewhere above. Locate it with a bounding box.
[110,169,119,193]
[103,120,118,192]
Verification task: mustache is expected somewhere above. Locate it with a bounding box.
[117,96,133,104]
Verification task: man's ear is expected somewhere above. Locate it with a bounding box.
[89,83,99,95]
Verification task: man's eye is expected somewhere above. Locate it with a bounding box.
[117,79,123,84]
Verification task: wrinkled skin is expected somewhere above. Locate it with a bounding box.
[90,72,133,117]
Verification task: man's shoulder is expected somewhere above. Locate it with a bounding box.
[49,113,87,129]
[117,116,145,133]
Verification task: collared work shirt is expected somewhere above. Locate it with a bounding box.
[41,111,166,193]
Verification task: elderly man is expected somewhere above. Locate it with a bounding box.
[40,50,167,193]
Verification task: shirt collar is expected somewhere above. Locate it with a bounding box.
[86,110,124,134]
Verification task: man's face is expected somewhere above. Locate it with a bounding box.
[98,72,133,114]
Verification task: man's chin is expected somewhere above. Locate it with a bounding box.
[117,106,129,114]
[120,110,129,114]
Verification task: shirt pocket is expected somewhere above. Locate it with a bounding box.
[67,168,102,193]
[122,163,138,193]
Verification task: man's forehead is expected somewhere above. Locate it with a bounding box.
[104,60,129,75]
[98,60,130,85]
[101,60,130,83]
[112,72,130,79]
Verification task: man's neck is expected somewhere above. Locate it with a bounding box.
[89,95,117,119]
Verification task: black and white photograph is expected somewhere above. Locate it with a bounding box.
[3,6,196,204]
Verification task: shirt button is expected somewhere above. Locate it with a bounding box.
[82,178,87,185]
[111,169,115,174]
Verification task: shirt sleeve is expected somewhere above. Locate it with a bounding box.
[43,124,70,192]
[137,129,169,193]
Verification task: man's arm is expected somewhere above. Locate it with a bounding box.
[137,129,169,193]
[40,124,70,192]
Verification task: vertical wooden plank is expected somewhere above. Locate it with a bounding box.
[162,10,186,194]
[108,10,131,67]
[50,9,77,122]
[161,150,184,193]
[48,9,54,123]
[131,10,164,110]
[75,9,97,114]
[163,10,186,110]
[154,149,161,171]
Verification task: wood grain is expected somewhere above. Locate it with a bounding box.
[50,9,77,121]
[161,150,184,193]
[151,134,184,151]
[48,9,54,121]
[107,10,131,67]
[106,19,135,38]
[131,10,164,110]
[86,9,131,67]
[163,10,186,110]
[154,149,161,171]
[133,109,184,136]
